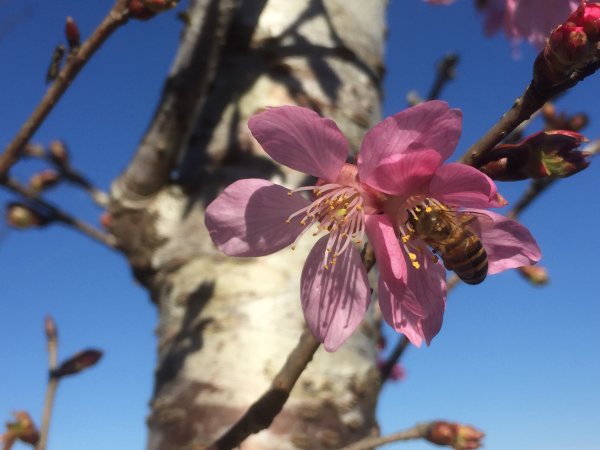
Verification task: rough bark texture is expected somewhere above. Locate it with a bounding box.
[111,1,386,449]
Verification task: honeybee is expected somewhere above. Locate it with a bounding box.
[405,199,488,285]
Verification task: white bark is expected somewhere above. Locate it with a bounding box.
[111,1,387,448]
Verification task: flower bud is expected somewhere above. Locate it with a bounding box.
[65,17,81,50]
[547,22,589,67]
[427,421,484,450]
[478,130,589,180]
[567,0,600,41]
[5,203,50,229]
[519,265,549,285]
[29,170,61,192]
[533,1,600,88]
[52,349,102,378]
[1,411,40,448]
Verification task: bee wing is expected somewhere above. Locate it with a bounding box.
[444,209,493,236]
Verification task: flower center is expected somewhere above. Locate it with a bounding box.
[396,197,446,270]
[285,183,366,269]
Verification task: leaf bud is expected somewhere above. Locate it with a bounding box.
[65,17,81,50]
[48,140,70,167]
[52,349,103,378]
[46,44,66,84]
[5,203,50,229]
[478,130,589,180]
[44,315,58,342]
[1,411,40,448]
[29,170,61,192]
[142,0,179,13]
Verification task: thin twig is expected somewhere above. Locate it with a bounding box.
[3,177,117,248]
[427,53,459,101]
[206,329,320,450]
[116,0,240,200]
[379,335,409,381]
[37,318,59,450]
[338,422,431,450]
[0,0,131,178]
[461,59,600,168]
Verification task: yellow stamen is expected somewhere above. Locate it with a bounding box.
[412,261,421,269]
[408,252,417,261]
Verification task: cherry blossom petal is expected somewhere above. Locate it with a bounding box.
[248,106,348,180]
[379,252,446,347]
[205,179,309,257]
[358,100,462,182]
[359,147,441,196]
[429,163,506,208]
[467,209,541,274]
[364,214,407,289]
[301,235,370,352]
[379,279,427,347]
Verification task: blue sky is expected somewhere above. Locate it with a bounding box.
[1,1,599,449]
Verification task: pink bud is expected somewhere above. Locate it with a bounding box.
[65,17,81,50]
[567,0,600,41]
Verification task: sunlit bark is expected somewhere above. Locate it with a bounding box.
[112,1,386,448]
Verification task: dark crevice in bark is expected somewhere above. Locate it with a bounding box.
[154,281,215,394]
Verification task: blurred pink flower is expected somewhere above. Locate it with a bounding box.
[427,0,580,48]
[205,102,541,351]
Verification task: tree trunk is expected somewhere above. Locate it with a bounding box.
[111,1,386,448]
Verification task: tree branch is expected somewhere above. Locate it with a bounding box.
[3,177,117,248]
[0,0,131,178]
[428,53,459,101]
[36,317,59,450]
[206,329,320,450]
[338,422,431,450]
[461,59,600,167]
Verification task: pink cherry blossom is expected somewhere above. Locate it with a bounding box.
[427,0,579,48]
[205,102,541,351]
